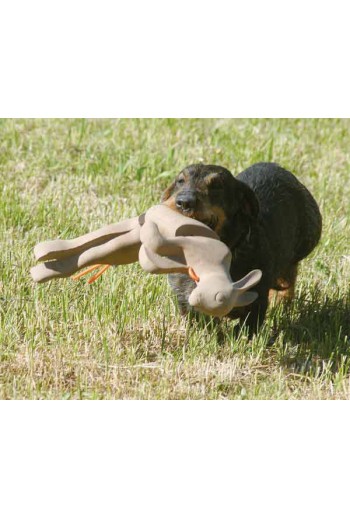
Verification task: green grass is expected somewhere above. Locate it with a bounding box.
[0,118,349,399]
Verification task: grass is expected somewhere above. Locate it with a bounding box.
[0,118,349,399]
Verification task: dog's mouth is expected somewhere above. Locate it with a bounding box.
[177,209,218,232]
[162,198,219,233]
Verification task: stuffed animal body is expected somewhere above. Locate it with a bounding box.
[31,204,262,317]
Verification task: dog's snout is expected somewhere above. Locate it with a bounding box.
[175,192,197,213]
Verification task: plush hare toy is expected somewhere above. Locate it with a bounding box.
[31,204,261,317]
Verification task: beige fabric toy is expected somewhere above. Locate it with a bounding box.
[31,204,262,317]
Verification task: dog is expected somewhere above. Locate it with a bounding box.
[161,162,322,336]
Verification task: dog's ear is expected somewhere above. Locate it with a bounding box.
[237,181,259,219]
[161,181,176,203]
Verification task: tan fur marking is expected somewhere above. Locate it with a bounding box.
[211,206,226,234]
[269,265,298,305]
[204,173,220,185]
[161,184,175,202]
[269,286,295,305]
[162,196,177,211]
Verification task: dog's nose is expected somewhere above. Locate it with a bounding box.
[175,192,197,212]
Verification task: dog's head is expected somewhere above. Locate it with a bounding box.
[161,164,259,243]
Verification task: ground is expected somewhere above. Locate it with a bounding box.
[0,118,349,399]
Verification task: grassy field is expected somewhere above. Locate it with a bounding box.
[0,118,349,399]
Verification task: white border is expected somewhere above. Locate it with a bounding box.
[1,1,349,117]
[1,402,350,518]
[1,1,349,516]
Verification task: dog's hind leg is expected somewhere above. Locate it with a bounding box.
[269,264,298,305]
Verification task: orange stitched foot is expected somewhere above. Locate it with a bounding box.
[71,264,111,283]
[87,264,111,284]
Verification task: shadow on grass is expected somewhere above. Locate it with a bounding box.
[275,291,350,374]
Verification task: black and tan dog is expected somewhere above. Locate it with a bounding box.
[161,162,322,336]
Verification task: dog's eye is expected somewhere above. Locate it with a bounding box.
[176,177,185,186]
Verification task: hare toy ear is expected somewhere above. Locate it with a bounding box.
[232,269,262,290]
[231,290,259,308]
[226,269,262,309]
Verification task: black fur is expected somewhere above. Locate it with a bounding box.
[161,162,322,336]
